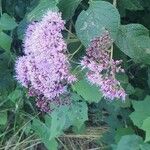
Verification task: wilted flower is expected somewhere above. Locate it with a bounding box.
[81,31,126,101]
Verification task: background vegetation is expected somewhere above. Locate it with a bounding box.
[0,0,150,149]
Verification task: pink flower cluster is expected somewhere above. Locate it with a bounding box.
[81,31,126,101]
[15,11,76,112]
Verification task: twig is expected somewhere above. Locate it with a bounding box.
[113,0,117,7]
[69,44,82,59]
[110,0,117,60]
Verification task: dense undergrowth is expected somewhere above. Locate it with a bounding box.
[0,0,150,149]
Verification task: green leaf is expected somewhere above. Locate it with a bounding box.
[32,119,50,140]
[114,134,150,150]
[0,111,7,125]
[118,0,143,11]
[126,84,135,95]
[140,143,150,150]
[27,0,58,21]
[115,24,150,65]
[58,0,81,20]
[116,135,143,150]
[17,19,29,40]
[8,89,23,103]
[49,109,66,140]
[32,118,58,149]
[111,98,131,109]
[115,127,134,143]
[0,13,18,30]
[68,101,88,129]
[72,79,102,103]
[130,96,150,128]
[0,32,12,51]
[44,138,58,150]
[142,117,150,142]
[70,93,83,102]
[75,1,120,47]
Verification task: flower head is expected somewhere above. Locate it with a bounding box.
[15,11,76,112]
[81,31,126,101]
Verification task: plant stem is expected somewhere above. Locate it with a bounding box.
[69,44,82,59]
[0,0,2,16]
[113,0,117,7]
[110,45,113,60]
[110,0,117,60]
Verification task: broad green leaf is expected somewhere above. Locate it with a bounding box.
[0,32,12,51]
[49,109,66,140]
[115,127,134,143]
[32,119,50,140]
[32,118,58,150]
[142,117,150,142]
[72,79,102,103]
[116,135,143,150]
[114,134,150,150]
[0,111,7,125]
[115,24,150,64]
[68,101,88,129]
[44,138,58,150]
[140,143,150,150]
[75,1,120,47]
[27,0,58,21]
[0,13,17,30]
[130,96,150,128]
[58,0,81,20]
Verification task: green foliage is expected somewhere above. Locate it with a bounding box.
[75,1,120,47]
[27,0,58,21]
[130,96,150,128]
[68,101,88,129]
[0,111,7,125]
[115,24,150,65]
[118,0,144,11]
[130,96,150,142]
[141,117,150,142]
[113,135,150,150]
[0,32,12,51]
[115,127,134,143]
[32,118,58,150]
[0,13,17,51]
[58,0,81,20]
[0,0,150,149]
[72,79,102,103]
[32,101,88,149]
[0,13,18,30]
[8,88,24,103]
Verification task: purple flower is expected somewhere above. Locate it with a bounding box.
[15,11,76,112]
[23,11,66,56]
[15,56,29,88]
[81,31,126,101]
